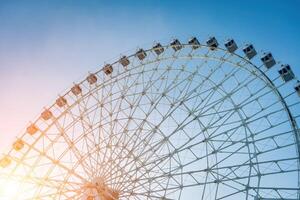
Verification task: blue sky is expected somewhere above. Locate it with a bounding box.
[0,0,300,150]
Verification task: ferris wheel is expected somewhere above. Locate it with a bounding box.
[0,36,299,200]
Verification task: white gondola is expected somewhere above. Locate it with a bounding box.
[261,52,276,69]
[27,124,38,135]
[71,84,82,95]
[295,81,300,96]
[243,44,257,59]
[136,49,147,60]
[13,139,24,151]
[103,64,113,75]
[0,156,11,168]
[206,37,218,50]
[224,39,238,53]
[56,96,67,107]
[170,39,182,51]
[153,43,164,55]
[279,64,295,82]
[188,37,200,49]
[119,56,130,67]
[87,74,97,84]
[41,109,53,120]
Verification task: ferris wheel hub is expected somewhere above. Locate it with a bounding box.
[84,178,119,200]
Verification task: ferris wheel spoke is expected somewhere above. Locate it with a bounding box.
[193,74,254,118]
[141,172,248,199]
[118,142,182,188]
[115,105,240,184]
[197,64,265,114]
[118,168,168,197]
[114,132,177,190]
[221,91,256,198]
[122,176,181,199]
[106,129,161,187]
[130,67,236,158]
[95,64,169,177]
[103,65,204,184]
[209,113,291,147]
[52,120,95,179]
[168,140,249,178]
[206,106,286,143]
[11,137,89,184]
[98,115,157,179]
[121,191,176,199]
[76,95,102,175]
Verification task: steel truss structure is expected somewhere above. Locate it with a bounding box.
[0,36,300,200]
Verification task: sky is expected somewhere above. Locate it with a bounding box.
[0,0,300,152]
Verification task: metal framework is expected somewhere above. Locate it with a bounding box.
[0,36,299,200]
